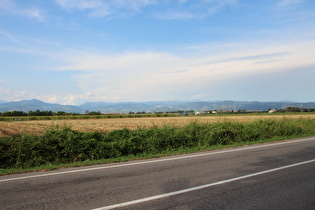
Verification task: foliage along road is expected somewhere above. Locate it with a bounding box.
[1,136,315,209]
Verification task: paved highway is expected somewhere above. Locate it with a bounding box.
[1,137,315,209]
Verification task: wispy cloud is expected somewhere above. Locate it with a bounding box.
[54,0,237,19]
[54,0,156,17]
[0,0,46,21]
[22,8,46,21]
[110,0,157,11]
[155,0,238,20]
[275,0,307,12]
[0,0,13,9]
[55,0,105,11]
[277,0,304,7]
[0,30,62,56]
[0,30,20,44]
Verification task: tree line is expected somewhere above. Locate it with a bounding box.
[276,107,315,113]
[1,106,315,117]
[0,110,78,117]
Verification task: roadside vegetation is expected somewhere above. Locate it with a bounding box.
[1,118,314,174]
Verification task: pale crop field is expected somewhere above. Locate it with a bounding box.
[1,114,315,137]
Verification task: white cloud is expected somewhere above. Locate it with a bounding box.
[2,39,314,104]
[0,87,30,102]
[0,87,98,105]
[39,92,122,105]
[52,39,315,102]
[42,93,93,105]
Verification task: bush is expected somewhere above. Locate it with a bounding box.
[1,119,314,169]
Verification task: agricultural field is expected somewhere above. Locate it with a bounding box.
[1,113,315,137]
[1,113,315,171]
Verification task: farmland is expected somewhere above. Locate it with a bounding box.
[1,113,315,138]
[1,113,315,171]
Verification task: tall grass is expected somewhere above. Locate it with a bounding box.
[1,118,314,169]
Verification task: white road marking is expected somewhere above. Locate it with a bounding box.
[0,136,314,183]
[92,158,315,210]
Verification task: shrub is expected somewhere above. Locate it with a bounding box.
[0,119,314,169]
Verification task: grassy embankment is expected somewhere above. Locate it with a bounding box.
[1,117,315,174]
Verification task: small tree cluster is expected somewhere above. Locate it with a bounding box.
[0,110,78,117]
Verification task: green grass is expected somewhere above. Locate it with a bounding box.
[1,118,314,175]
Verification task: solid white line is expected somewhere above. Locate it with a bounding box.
[1,136,314,183]
[92,158,315,210]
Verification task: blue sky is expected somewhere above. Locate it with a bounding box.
[0,0,315,105]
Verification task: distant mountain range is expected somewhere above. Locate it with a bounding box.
[0,99,315,114]
[0,99,81,113]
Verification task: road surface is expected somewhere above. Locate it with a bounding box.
[1,136,315,209]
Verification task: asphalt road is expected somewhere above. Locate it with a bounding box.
[1,136,315,210]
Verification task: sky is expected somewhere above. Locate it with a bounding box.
[0,0,315,105]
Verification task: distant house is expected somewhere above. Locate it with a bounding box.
[195,111,201,115]
[195,111,210,115]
